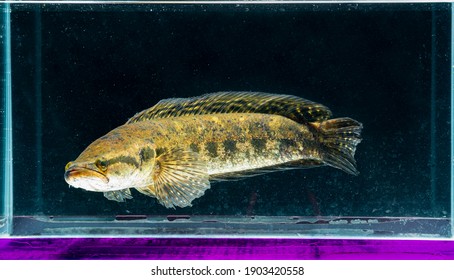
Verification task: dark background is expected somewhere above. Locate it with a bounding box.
[10,4,451,218]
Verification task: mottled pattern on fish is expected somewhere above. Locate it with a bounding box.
[64,92,362,209]
[123,113,321,177]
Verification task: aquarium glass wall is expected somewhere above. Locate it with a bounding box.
[1,1,453,237]
[1,3,12,236]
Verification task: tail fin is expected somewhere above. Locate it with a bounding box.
[314,118,363,175]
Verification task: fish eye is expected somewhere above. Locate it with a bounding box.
[95,159,108,172]
[65,161,73,171]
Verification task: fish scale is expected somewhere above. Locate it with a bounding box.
[145,113,317,177]
[64,92,362,209]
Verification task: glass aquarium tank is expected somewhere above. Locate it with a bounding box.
[0,1,452,238]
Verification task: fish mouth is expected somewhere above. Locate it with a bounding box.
[64,167,109,185]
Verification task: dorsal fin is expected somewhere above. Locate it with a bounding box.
[126,91,332,124]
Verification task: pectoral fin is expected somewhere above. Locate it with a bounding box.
[103,188,132,202]
[136,148,210,209]
[135,186,156,197]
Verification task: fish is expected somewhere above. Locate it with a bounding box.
[64,91,362,209]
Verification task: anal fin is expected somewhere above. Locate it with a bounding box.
[210,159,323,182]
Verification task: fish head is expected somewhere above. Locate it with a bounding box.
[64,126,157,192]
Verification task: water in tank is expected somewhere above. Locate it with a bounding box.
[0,1,452,238]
